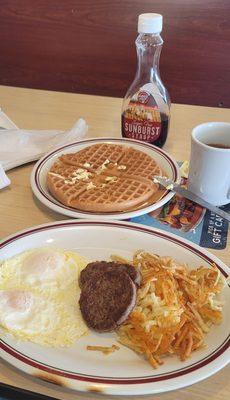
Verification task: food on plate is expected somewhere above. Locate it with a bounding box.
[180,160,189,178]
[79,261,138,332]
[79,261,141,288]
[118,251,225,368]
[0,246,225,369]
[47,143,164,212]
[0,248,88,346]
[0,289,87,347]
[86,344,120,355]
[0,247,87,291]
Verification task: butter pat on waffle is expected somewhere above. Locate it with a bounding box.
[47,143,163,213]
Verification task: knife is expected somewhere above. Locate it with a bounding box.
[154,176,230,223]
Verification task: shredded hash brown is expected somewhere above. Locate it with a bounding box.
[113,251,225,368]
[86,344,120,355]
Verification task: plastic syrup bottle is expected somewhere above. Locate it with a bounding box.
[121,13,170,147]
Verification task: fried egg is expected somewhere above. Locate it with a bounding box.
[0,248,89,346]
[0,248,87,291]
[0,288,87,346]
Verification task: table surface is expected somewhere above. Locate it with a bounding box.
[0,85,229,400]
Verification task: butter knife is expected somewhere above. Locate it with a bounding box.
[154,176,230,223]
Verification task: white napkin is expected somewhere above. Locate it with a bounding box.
[0,118,88,189]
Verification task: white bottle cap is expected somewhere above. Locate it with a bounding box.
[138,13,163,34]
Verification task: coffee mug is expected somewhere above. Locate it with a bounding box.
[188,122,230,206]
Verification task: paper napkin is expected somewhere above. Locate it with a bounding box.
[0,118,88,189]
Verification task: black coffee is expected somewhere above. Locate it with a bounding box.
[205,143,230,149]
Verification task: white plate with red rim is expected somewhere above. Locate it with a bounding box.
[0,220,229,396]
[30,137,180,220]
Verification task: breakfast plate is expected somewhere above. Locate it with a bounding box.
[30,138,180,219]
[0,220,229,396]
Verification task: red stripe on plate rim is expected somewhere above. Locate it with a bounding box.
[33,138,178,215]
[0,221,229,385]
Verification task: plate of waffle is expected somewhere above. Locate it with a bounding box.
[31,138,180,219]
[0,220,229,395]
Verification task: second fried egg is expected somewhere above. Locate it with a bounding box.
[0,248,89,346]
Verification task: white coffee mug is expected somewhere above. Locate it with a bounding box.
[188,122,230,206]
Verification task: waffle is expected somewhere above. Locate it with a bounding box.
[47,161,90,207]
[60,143,126,170]
[119,147,162,180]
[71,176,157,212]
[47,143,163,213]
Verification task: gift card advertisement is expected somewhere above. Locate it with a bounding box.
[131,174,229,250]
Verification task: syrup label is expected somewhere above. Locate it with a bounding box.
[122,90,162,142]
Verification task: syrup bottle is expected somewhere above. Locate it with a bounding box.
[122,13,170,147]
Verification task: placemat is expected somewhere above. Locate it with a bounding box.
[131,167,229,250]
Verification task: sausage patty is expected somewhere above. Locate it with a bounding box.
[79,261,141,288]
[79,266,137,332]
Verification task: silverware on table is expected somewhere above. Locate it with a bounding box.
[154,176,230,223]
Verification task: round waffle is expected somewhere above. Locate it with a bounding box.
[47,143,162,212]
[60,143,126,170]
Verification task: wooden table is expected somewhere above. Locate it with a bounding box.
[0,85,229,400]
